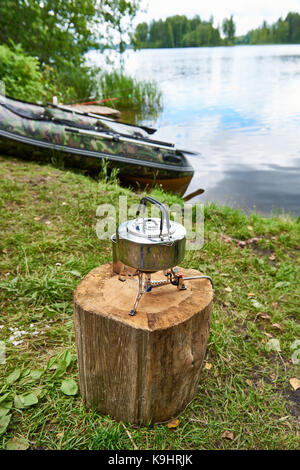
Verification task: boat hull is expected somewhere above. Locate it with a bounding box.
[0,96,194,195]
[0,131,193,195]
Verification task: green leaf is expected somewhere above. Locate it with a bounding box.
[23,392,39,407]
[6,368,21,385]
[0,414,11,435]
[291,340,300,351]
[53,360,68,378]
[14,395,25,409]
[0,398,12,417]
[0,392,10,404]
[14,392,38,408]
[61,378,78,396]
[30,370,44,381]
[274,281,290,289]
[250,299,264,310]
[21,368,31,378]
[69,270,81,278]
[46,355,58,371]
[266,338,281,352]
[6,436,29,450]
[291,349,300,365]
[61,350,72,368]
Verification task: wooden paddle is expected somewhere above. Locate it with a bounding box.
[183,188,205,201]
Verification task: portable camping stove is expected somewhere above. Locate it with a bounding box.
[112,196,213,316]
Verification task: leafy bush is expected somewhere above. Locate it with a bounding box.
[0,43,99,104]
[42,63,100,104]
[0,43,44,102]
[0,43,162,113]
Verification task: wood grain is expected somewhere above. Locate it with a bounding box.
[74,263,213,424]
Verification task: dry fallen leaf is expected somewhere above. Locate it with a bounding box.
[272,302,279,309]
[167,419,180,429]
[34,216,41,221]
[204,362,213,370]
[278,416,290,422]
[246,379,252,386]
[289,378,300,391]
[222,430,234,440]
[256,312,271,321]
[272,323,283,330]
[269,254,276,261]
[263,332,273,338]
[224,286,232,293]
[247,293,256,297]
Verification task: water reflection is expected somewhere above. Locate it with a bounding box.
[89,45,300,215]
[190,162,300,214]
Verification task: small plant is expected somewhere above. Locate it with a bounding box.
[98,158,119,184]
[91,424,126,450]
[98,71,162,115]
[42,64,100,104]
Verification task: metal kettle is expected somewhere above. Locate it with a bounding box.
[115,196,186,272]
[111,196,213,316]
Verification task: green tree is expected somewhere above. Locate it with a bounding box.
[165,20,175,48]
[0,0,100,68]
[190,15,202,31]
[102,0,141,56]
[167,15,190,47]
[0,0,142,67]
[182,22,221,47]
[273,18,289,43]
[135,22,148,45]
[0,0,143,99]
[285,12,300,43]
[149,19,164,47]
[222,15,236,44]
[141,14,222,48]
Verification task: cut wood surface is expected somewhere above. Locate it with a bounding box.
[74,263,213,424]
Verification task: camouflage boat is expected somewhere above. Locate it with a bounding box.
[0,95,194,195]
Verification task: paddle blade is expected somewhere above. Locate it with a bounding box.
[183,188,205,201]
[177,148,201,156]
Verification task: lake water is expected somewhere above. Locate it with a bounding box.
[91,45,300,215]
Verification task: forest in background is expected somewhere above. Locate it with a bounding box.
[1,2,300,106]
[135,12,300,48]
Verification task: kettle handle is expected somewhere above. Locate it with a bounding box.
[136,196,170,239]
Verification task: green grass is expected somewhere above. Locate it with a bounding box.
[0,155,299,450]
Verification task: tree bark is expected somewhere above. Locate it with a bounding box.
[74,263,213,425]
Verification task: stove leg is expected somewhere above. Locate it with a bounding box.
[129,272,144,316]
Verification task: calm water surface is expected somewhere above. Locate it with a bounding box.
[92,46,300,215]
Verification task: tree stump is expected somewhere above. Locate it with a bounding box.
[74,263,213,425]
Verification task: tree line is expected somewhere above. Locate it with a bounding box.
[135,12,300,48]
[135,15,233,48]
[238,12,300,45]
